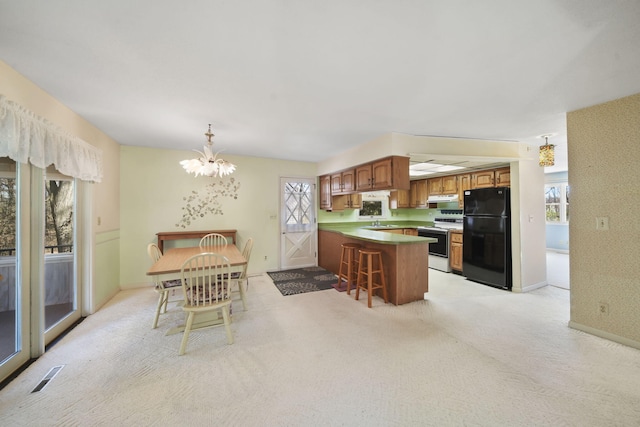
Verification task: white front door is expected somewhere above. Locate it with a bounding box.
[279,177,317,270]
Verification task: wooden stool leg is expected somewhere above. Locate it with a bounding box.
[377,253,388,304]
[366,253,374,308]
[345,248,354,294]
[353,249,388,308]
[338,246,347,290]
[355,251,364,301]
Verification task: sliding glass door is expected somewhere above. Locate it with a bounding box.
[43,167,81,344]
[0,160,82,383]
[0,157,29,380]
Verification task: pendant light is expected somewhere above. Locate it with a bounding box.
[539,135,555,167]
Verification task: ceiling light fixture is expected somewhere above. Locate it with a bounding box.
[180,124,236,177]
[539,135,555,167]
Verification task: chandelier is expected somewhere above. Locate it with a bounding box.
[180,124,236,177]
[539,135,555,167]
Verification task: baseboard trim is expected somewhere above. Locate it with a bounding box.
[120,282,154,290]
[520,281,547,293]
[568,321,640,350]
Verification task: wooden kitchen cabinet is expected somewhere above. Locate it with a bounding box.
[389,189,410,209]
[332,193,362,210]
[442,175,458,194]
[428,175,458,195]
[373,227,418,236]
[428,177,442,195]
[355,156,410,192]
[355,163,373,190]
[319,174,332,210]
[378,228,404,234]
[331,168,355,195]
[410,179,428,208]
[457,173,471,208]
[472,170,495,189]
[450,230,463,272]
[494,167,511,187]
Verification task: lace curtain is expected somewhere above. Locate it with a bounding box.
[0,95,103,182]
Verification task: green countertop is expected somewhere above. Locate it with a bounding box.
[318,222,436,245]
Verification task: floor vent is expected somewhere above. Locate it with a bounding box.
[31,365,64,393]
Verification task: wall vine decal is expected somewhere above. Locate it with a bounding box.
[175,177,241,228]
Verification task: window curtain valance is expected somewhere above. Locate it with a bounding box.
[0,95,103,182]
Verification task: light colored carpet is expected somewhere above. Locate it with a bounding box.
[1,270,639,426]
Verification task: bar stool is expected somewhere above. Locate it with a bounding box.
[337,243,361,294]
[355,248,389,308]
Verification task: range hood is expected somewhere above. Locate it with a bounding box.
[426,194,459,203]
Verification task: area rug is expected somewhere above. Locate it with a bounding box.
[267,266,338,296]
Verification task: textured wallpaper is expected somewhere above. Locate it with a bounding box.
[567,92,640,345]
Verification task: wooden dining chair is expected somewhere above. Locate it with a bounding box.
[199,233,228,250]
[230,237,253,310]
[179,252,234,355]
[147,243,182,329]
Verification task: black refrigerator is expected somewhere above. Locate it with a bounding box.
[463,187,512,290]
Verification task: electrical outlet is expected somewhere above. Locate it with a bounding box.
[596,217,609,230]
[264,255,268,261]
[598,302,609,315]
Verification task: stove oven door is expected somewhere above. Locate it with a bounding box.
[418,227,449,257]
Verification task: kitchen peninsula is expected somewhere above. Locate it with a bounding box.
[318,223,435,305]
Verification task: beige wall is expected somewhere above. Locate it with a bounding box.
[567,93,640,348]
[0,60,122,312]
[119,146,316,288]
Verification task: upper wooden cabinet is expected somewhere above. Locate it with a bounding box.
[355,156,410,192]
[355,163,372,191]
[331,168,356,195]
[494,167,510,187]
[410,179,428,208]
[457,173,472,208]
[471,167,510,189]
[319,175,332,210]
[472,170,495,189]
[389,189,410,209]
[428,175,458,195]
[331,193,362,211]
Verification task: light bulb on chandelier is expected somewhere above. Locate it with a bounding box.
[180,124,236,177]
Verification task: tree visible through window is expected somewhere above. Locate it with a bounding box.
[545,183,569,223]
[0,173,74,255]
[45,180,74,253]
[0,176,17,255]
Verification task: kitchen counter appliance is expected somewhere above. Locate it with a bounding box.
[463,187,512,290]
[417,217,463,273]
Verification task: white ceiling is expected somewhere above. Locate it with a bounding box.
[2,1,640,173]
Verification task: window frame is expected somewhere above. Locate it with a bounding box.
[545,182,569,224]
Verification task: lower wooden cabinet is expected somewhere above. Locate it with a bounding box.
[450,231,463,272]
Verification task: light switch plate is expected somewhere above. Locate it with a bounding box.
[596,216,609,230]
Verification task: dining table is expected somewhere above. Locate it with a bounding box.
[146,244,247,335]
[146,245,247,278]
